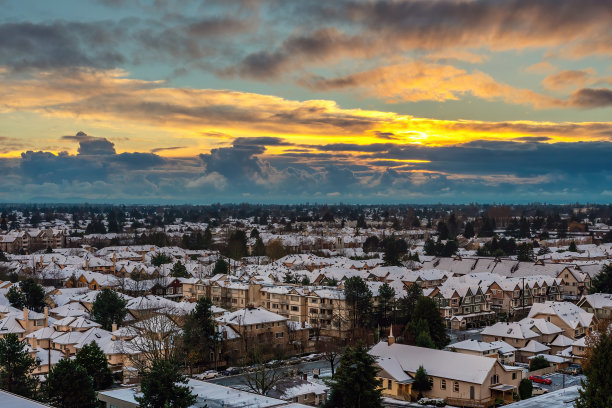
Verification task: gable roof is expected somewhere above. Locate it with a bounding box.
[369,342,499,384]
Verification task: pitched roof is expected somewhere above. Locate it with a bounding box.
[369,342,499,384]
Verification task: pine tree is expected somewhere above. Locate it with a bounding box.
[344,276,373,329]
[136,359,196,408]
[324,344,383,408]
[6,279,46,312]
[589,264,612,294]
[518,378,532,400]
[568,240,578,252]
[0,334,39,399]
[181,297,218,371]
[377,283,395,327]
[576,331,612,408]
[47,359,97,408]
[415,330,436,349]
[411,297,449,349]
[170,261,190,278]
[212,258,228,275]
[75,342,113,391]
[412,365,432,399]
[91,288,127,331]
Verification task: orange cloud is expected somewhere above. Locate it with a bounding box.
[1,66,611,157]
[301,62,562,108]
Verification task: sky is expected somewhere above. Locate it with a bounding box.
[1,0,611,204]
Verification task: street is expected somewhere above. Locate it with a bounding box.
[206,359,334,389]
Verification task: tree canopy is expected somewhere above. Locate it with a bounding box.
[6,279,46,312]
[412,365,432,398]
[344,276,373,329]
[75,342,114,391]
[0,334,39,399]
[136,359,196,408]
[411,297,449,349]
[589,264,612,294]
[91,288,128,331]
[47,359,97,408]
[324,344,382,408]
[181,297,218,371]
[576,331,612,408]
[170,261,190,278]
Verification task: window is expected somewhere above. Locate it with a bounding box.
[275,332,284,338]
[441,379,446,390]
[256,324,262,329]
[512,373,517,380]
[311,298,318,303]
[491,374,499,385]
[387,379,392,390]
[454,381,459,392]
[291,306,299,311]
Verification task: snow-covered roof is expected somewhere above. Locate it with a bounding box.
[519,340,550,353]
[216,307,286,326]
[369,342,502,385]
[481,322,539,340]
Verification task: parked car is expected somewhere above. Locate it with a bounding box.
[529,375,552,385]
[201,370,218,379]
[285,357,301,365]
[221,367,241,376]
[532,385,549,395]
[561,364,582,375]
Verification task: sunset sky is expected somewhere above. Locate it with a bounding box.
[1,0,611,203]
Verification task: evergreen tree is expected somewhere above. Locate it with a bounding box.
[517,243,534,262]
[212,258,229,275]
[463,221,475,239]
[6,279,46,312]
[568,240,578,252]
[75,342,113,390]
[437,221,449,240]
[412,365,432,398]
[518,378,532,400]
[226,230,248,260]
[344,276,373,329]
[202,226,213,249]
[47,359,97,408]
[423,238,436,256]
[181,297,218,371]
[0,334,39,399]
[576,331,612,408]
[377,283,395,326]
[356,214,368,229]
[589,264,612,294]
[91,288,127,331]
[415,330,436,349]
[250,228,260,239]
[170,261,190,278]
[324,344,383,408]
[253,237,266,257]
[363,236,380,253]
[411,297,449,349]
[151,252,173,266]
[382,237,408,266]
[136,359,196,408]
[529,355,549,371]
[397,284,423,324]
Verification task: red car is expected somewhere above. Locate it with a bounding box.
[529,375,552,385]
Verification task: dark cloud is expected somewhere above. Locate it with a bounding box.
[568,88,612,108]
[232,137,294,147]
[63,131,117,155]
[150,146,185,153]
[0,21,126,70]
[3,135,612,203]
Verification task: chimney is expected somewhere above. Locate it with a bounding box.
[303,373,308,381]
[388,326,395,346]
[112,253,117,274]
[44,307,48,327]
[112,323,118,333]
[23,308,29,323]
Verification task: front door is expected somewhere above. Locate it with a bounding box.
[470,386,475,400]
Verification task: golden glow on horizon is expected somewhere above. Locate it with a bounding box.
[1,66,611,160]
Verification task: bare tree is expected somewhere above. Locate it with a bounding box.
[242,355,285,396]
[122,307,183,370]
[317,337,343,377]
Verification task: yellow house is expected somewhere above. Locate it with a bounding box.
[370,336,521,407]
